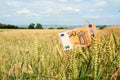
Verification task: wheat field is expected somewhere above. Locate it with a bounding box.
[0,27,120,80]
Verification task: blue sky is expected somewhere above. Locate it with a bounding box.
[0,0,120,25]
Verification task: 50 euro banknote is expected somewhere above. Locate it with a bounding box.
[59,24,97,50]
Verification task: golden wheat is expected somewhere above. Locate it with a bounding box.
[0,28,120,80]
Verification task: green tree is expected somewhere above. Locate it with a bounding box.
[0,23,19,29]
[57,27,64,29]
[36,23,43,29]
[48,27,54,29]
[99,25,107,30]
[28,23,35,29]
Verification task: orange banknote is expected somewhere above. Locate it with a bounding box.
[59,24,97,50]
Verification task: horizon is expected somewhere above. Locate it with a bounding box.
[0,0,120,25]
[17,24,120,29]
[1,23,120,27]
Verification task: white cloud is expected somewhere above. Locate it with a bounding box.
[109,0,120,6]
[94,1,107,7]
[90,8,104,12]
[90,1,108,12]
[59,7,80,15]
[42,7,80,15]
[103,15,120,18]
[59,0,82,2]
[28,13,40,17]
[82,15,120,19]
[82,15,100,19]
[0,0,119,25]
[43,8,56,14]
[5,1,22,8]
[2,14,12,17]
[17,8,40,17]
[4,0,81,15]
[59,0,68,2]
[17,8,31,15]
[61,7,80,12]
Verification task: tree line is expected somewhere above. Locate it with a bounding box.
[0,23,43,29]
[0,23,66,29]
[0,23,19,29]
[0,23,108,29]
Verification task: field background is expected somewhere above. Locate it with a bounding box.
[0,26,120,80]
